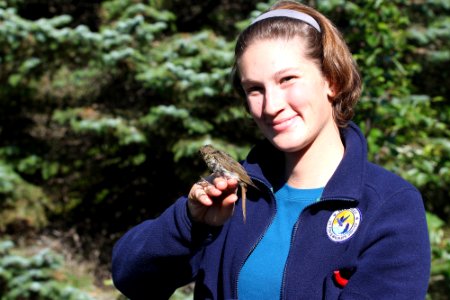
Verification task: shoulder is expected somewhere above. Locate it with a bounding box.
[366,162,418,192]
[363,162,422,207]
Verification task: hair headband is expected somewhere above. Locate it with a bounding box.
[251,9,321,32]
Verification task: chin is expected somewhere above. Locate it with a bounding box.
[270,138,309,154]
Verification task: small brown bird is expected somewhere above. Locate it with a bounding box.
[199,144,257,223]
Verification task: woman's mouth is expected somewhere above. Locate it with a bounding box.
[270,115,299,132]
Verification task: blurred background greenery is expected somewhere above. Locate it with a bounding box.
[0,0,448,299]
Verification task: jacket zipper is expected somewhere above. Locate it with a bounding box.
[279,198,357,300]
[279,206,302,300]
[233,178,278,299]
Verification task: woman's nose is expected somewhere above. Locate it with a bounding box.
[263,88,284,116]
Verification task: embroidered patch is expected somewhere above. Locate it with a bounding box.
[326,208,361,242]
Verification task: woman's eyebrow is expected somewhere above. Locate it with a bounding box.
[241,68,300,85]
[273,68,300,78]
[240,78,259,86]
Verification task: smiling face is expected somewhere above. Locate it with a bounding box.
[238,37,337,154]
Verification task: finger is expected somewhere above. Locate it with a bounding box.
[226,177,239,190]
[196,178,224,195]
[197,187,214,205]
[189,184,212,205]
[202,183,222,198]
[213,177,228,190]
[222,192,238,206]
[215,177,238,195]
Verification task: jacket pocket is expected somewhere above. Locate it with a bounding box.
[323,273,343,299]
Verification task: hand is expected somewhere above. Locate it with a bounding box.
[187,176,239,226]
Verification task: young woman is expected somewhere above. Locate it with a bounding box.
[112,1,430,299]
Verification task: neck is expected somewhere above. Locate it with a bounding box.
[285,126,344,189]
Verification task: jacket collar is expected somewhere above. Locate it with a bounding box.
[242,122,366,201]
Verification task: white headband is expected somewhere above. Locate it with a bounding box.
[251,9,321,32]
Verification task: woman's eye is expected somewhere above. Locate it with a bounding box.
[281,76,295,84]
[245,86,263,95]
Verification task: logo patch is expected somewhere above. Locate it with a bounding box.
[327,208,361,242]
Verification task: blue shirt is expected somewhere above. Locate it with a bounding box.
[238,184,324,299]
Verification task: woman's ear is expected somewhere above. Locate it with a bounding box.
[326,79,336,100]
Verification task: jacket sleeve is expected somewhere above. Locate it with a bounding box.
[340,188,431,300]
[111,197,215,299]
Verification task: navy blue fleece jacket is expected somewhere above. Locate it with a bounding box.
[112,123,431,299]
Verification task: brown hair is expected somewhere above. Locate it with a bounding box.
[232,1,361,127]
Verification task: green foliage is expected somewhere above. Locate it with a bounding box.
[170,285,194,300]
[328,0,413,97]
[0,160,50,230]
[427,213,450,297]
[0,240,95,299]
[405,0,450,98]
[53,108,147,146]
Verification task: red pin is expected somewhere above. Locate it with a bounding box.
[334,270,349,287]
